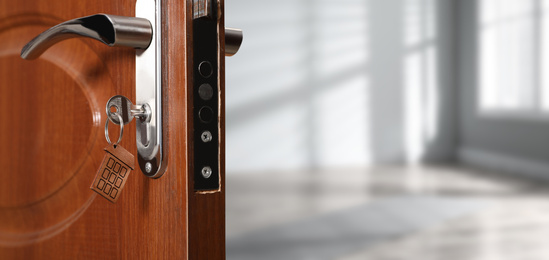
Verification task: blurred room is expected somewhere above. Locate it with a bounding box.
[225,0,549,259]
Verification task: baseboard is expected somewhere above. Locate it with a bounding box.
[458,147,549,181]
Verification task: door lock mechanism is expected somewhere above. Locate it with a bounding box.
[192,0,243,191]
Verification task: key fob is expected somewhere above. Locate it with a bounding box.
[90,144,135,203]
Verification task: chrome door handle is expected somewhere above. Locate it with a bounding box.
[21,14,152,60]
[225,28,242,56]
[20,10,166,178]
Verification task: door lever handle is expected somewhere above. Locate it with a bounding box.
[21,14,152,60]
[225,28,242,56]
[20,10,165,177]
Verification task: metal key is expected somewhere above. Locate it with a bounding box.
[106,95,151,125]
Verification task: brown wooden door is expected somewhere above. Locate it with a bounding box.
[0,0,225,259]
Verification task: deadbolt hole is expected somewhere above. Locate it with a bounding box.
[198,106,214,123]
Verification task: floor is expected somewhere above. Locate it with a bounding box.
[226,165,549,259]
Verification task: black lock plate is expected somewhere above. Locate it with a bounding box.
[193,3,219,191]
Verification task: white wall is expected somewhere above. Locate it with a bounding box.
[225,0,457,173]
[457,0,549,176]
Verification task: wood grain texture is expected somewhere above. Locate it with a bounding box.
[0,0,226,258]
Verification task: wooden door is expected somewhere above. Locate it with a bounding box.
[0,0,225,259]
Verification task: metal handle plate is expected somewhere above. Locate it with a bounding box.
[135,0,166,178]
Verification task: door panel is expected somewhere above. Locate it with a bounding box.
[0,10,119,247]
[0,0,225,259]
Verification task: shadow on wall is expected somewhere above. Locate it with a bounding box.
[225,0,456,174]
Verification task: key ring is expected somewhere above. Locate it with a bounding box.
[105,113,124,147]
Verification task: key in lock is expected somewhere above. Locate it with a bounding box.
[106,95,152,147]
[106,95,151,125]
[91,96,151,203]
